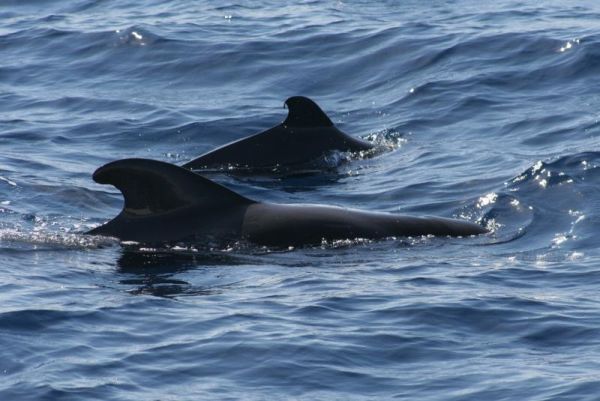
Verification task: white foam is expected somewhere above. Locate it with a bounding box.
[0,228,119,249]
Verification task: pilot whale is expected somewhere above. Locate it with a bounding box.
[88,158,488,246]
[183,96,374,171]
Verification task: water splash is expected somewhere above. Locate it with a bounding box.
[0,228,118,249]
[362,128,407,154]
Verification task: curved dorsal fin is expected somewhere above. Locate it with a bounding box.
[93,158,253,216]
[282,96,334,127]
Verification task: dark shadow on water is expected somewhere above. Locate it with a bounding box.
[196,167,348,193]
[116,249,249,298]
[117,249,245,272]
[234,171,349,193]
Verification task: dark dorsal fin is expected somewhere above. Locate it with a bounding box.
[93,158,253,216]
[282,96,334,127]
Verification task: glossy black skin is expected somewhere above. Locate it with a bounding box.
[183,96,373,171]
[88,159,488,246]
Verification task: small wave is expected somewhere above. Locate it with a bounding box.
[521,321,599,347]
[0,308,83,331]
[456,192,534,245]
[113,26,164,47]
[0,26,74,43]
[462,152,600,251]
[510,152,600,189]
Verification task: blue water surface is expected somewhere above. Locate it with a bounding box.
[2,1,600,400]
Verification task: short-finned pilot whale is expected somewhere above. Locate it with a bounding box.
[88,158,488,246]
[183,96,374,171]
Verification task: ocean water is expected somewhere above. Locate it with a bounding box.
[2,0,600,399]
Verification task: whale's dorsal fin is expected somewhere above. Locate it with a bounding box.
[283,96,334,127]
[92,158,253,217]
